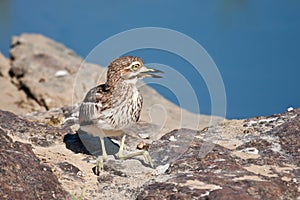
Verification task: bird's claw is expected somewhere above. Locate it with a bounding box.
[142,150,154,168]
[93,157,104,176]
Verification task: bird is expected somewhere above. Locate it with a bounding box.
[78,56,163,174]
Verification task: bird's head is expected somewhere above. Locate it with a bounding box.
[106,56,163,85]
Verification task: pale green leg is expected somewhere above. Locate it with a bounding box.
[116,135,153,167]
[95,137,108,174]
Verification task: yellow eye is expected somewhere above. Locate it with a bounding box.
[131,63,140,71]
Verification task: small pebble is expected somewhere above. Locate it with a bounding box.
[169,135,177,142]
[138,133,150,139]
[154,164,170,175]
[55,70,69,77]
[240,147,259,155]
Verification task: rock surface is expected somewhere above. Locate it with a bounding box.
[0,52,10,78]
[9,34,104,110]
[1,107,299,199]
[0,52,40,113]
[0,126,67,199]
[138,108,300,199]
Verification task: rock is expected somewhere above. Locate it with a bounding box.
[138,85,223,134]
[6,33,221,132]
[0,110,68,147]
[0,52,10,78]
[137,109,300,199]
[10,33,104,110]
[0,52,43,113]
[0,105,299,199]
[0,76,43,114]
[0,127,67,199]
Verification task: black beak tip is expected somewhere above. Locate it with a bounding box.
[154,69,164,74]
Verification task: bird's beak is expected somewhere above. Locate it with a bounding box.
[138,66,163,78]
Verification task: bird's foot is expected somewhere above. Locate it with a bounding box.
[94,158,103,176]
[116,150,154,168]
[142,150,154,168]
[116,135,154,167]
[93,154,108,176]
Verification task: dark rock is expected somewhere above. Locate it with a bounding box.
[267,112,300,166]
[0,128,67,199]
[149,128,198,167]
[138,110,300,199]
[209,186,257,200]
[56,162,82,181]
[0,110,68,147]
[97,174,114,183]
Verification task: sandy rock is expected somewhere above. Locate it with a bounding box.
[0,127,67,199]
[0,76,42,114]
[0,52,10,78]
[9,33,105,110]
[0,53,43,113]
[138,85,224,133]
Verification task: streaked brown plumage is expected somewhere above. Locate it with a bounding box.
[79,56,162,174]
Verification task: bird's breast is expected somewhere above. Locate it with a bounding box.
[109,86,143,128]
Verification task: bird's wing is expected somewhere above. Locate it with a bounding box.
[79,84,111,125]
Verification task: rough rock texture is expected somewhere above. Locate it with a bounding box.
[0,127,67,199]
[1,107,299,199]
[9,34,104,110]
[0,52,40,113]
[0,110,68,147]
[137,108,300,199]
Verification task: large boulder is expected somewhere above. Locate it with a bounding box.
[9,34,104,110]
[7,33,221,132]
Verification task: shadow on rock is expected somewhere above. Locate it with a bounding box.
[63,130,119,156]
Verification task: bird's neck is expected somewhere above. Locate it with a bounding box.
[106,78,138,91]
[123,77,138,85]
[108,79,139,106]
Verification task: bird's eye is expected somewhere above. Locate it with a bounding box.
[131,63,140,71]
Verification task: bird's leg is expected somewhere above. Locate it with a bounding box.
[116,135,153,167]
[116,135,126,159]
[95,137,108,174]
[100,137,108,161]
[95,157,103,175]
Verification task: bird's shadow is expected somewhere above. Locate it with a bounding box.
[63,129,119,156]
[63,130,154,169]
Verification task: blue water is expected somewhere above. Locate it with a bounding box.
[1,0,300,119]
